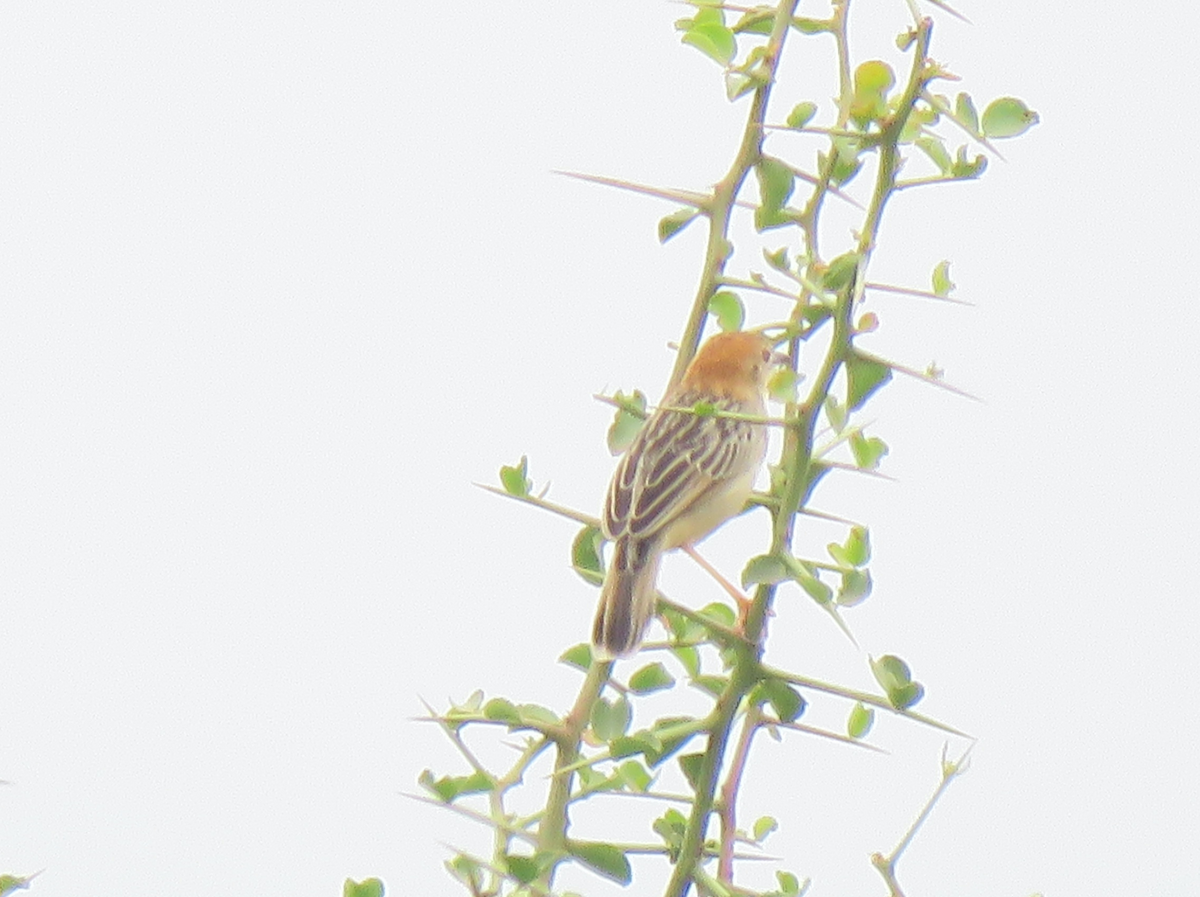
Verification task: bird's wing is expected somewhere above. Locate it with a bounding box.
[603,399,755,542]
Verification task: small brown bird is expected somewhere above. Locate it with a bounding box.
[592,330,783,659]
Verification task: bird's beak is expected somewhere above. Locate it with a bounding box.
[770,350,790,368]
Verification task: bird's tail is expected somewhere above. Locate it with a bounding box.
[592,539,661,660]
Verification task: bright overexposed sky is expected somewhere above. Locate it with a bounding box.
[2,1,1198,895]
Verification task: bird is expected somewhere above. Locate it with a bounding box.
[592,329,784,659]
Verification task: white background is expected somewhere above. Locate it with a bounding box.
[2,1,1198,895]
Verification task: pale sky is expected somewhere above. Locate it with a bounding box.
[2,1,1198,895]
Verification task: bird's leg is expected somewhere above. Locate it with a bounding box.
[680,543,754,632]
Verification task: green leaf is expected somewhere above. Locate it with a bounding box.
[776,869,802,895]
[845,352,892,410]
[849,430,888,470]
[825,137,862,185]
[951,145,987,179]
[792,562,831,605]
[753,815,778,842]
[931,260,955,297]
[499,456,530,497]
[343,879,385,897]
[755,156,796,231]
[418,769,494,803]
[870,654,925,709]
[981,96,1039,138]
[618,759,653,791]
[517,703,561,728]
[483,697,521,726]
[659,207,701,243]
[572,525,605,586]
[837,569,872,607]
[763,245,790,271]
[559,642,593,670]
[767,367,800,403]
[824,395,847,432]
[590,696,632,742]
[847,701,874,739]
[954,92,979,133]
[742,553,788,588]
[850,60,895,126]
[898,104,939,142]
[786,101,818,129]
[568,842,632,885]
[756,678,806,722]
[654,807,689,859]
[681,22,736,65]
[827,525,870,567]
[725,70,759,101]
[444,855,484,892]
[678,752,705,791]
[607,389,647,455]
[699,601,736,628]
[629,662,676,694]
[733,7,775,34]
[672,644,701,677]
[691,674,729,696]
[709,290,745,332]
[822,252,859,291]
[915,135,952,173]
[792,16,829,34]
[504,853,547,885]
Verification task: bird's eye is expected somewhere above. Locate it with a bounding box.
[761,348,772,363]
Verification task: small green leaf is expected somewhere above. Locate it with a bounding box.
[763,246,790,271]
[915,135,952,173]
[792,16,829,34]
[343,879,385,897]
[629,662,676,695]
[847,701,874,739]
[849,431,888,470]
[444,855,484,891]
[837,569,872,606]
[951,145,987,179]
[678,752,705,791]
[826,137,862,185]
[981,96,1039,138]
[827,525,870,567]
[954,92,979,133]
[618,759,653,791]
[559,642,593,670]
[418,769,494,803]
[590,696,632,742]
[681,22,736,65]
[767,367,800,403]
[755,156,796,231]
[699,601,736,628]
[691,674,729,696]
[850,60,895,126]
[742,553,789,588]
[776,869,802,895]
[822,252,859,291]
[499,456,530,497]
[844,352,892,411]
[607,389,647,455]
[824,395,847,432]
[708,290,745,332]
[725,70,759,101]
[483,697,521,726]
[659,207,701,243]
[517,703,560,728]
[733,8,774,34]
[931,260,955,297]
[870,654,925,708]
[504,853,546,885]
[756,678,806,722]
[753,815,778,842]
[568,842,632,885]
[572,525,605,586]
[786,101,818,129]
[672,644,701,677]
